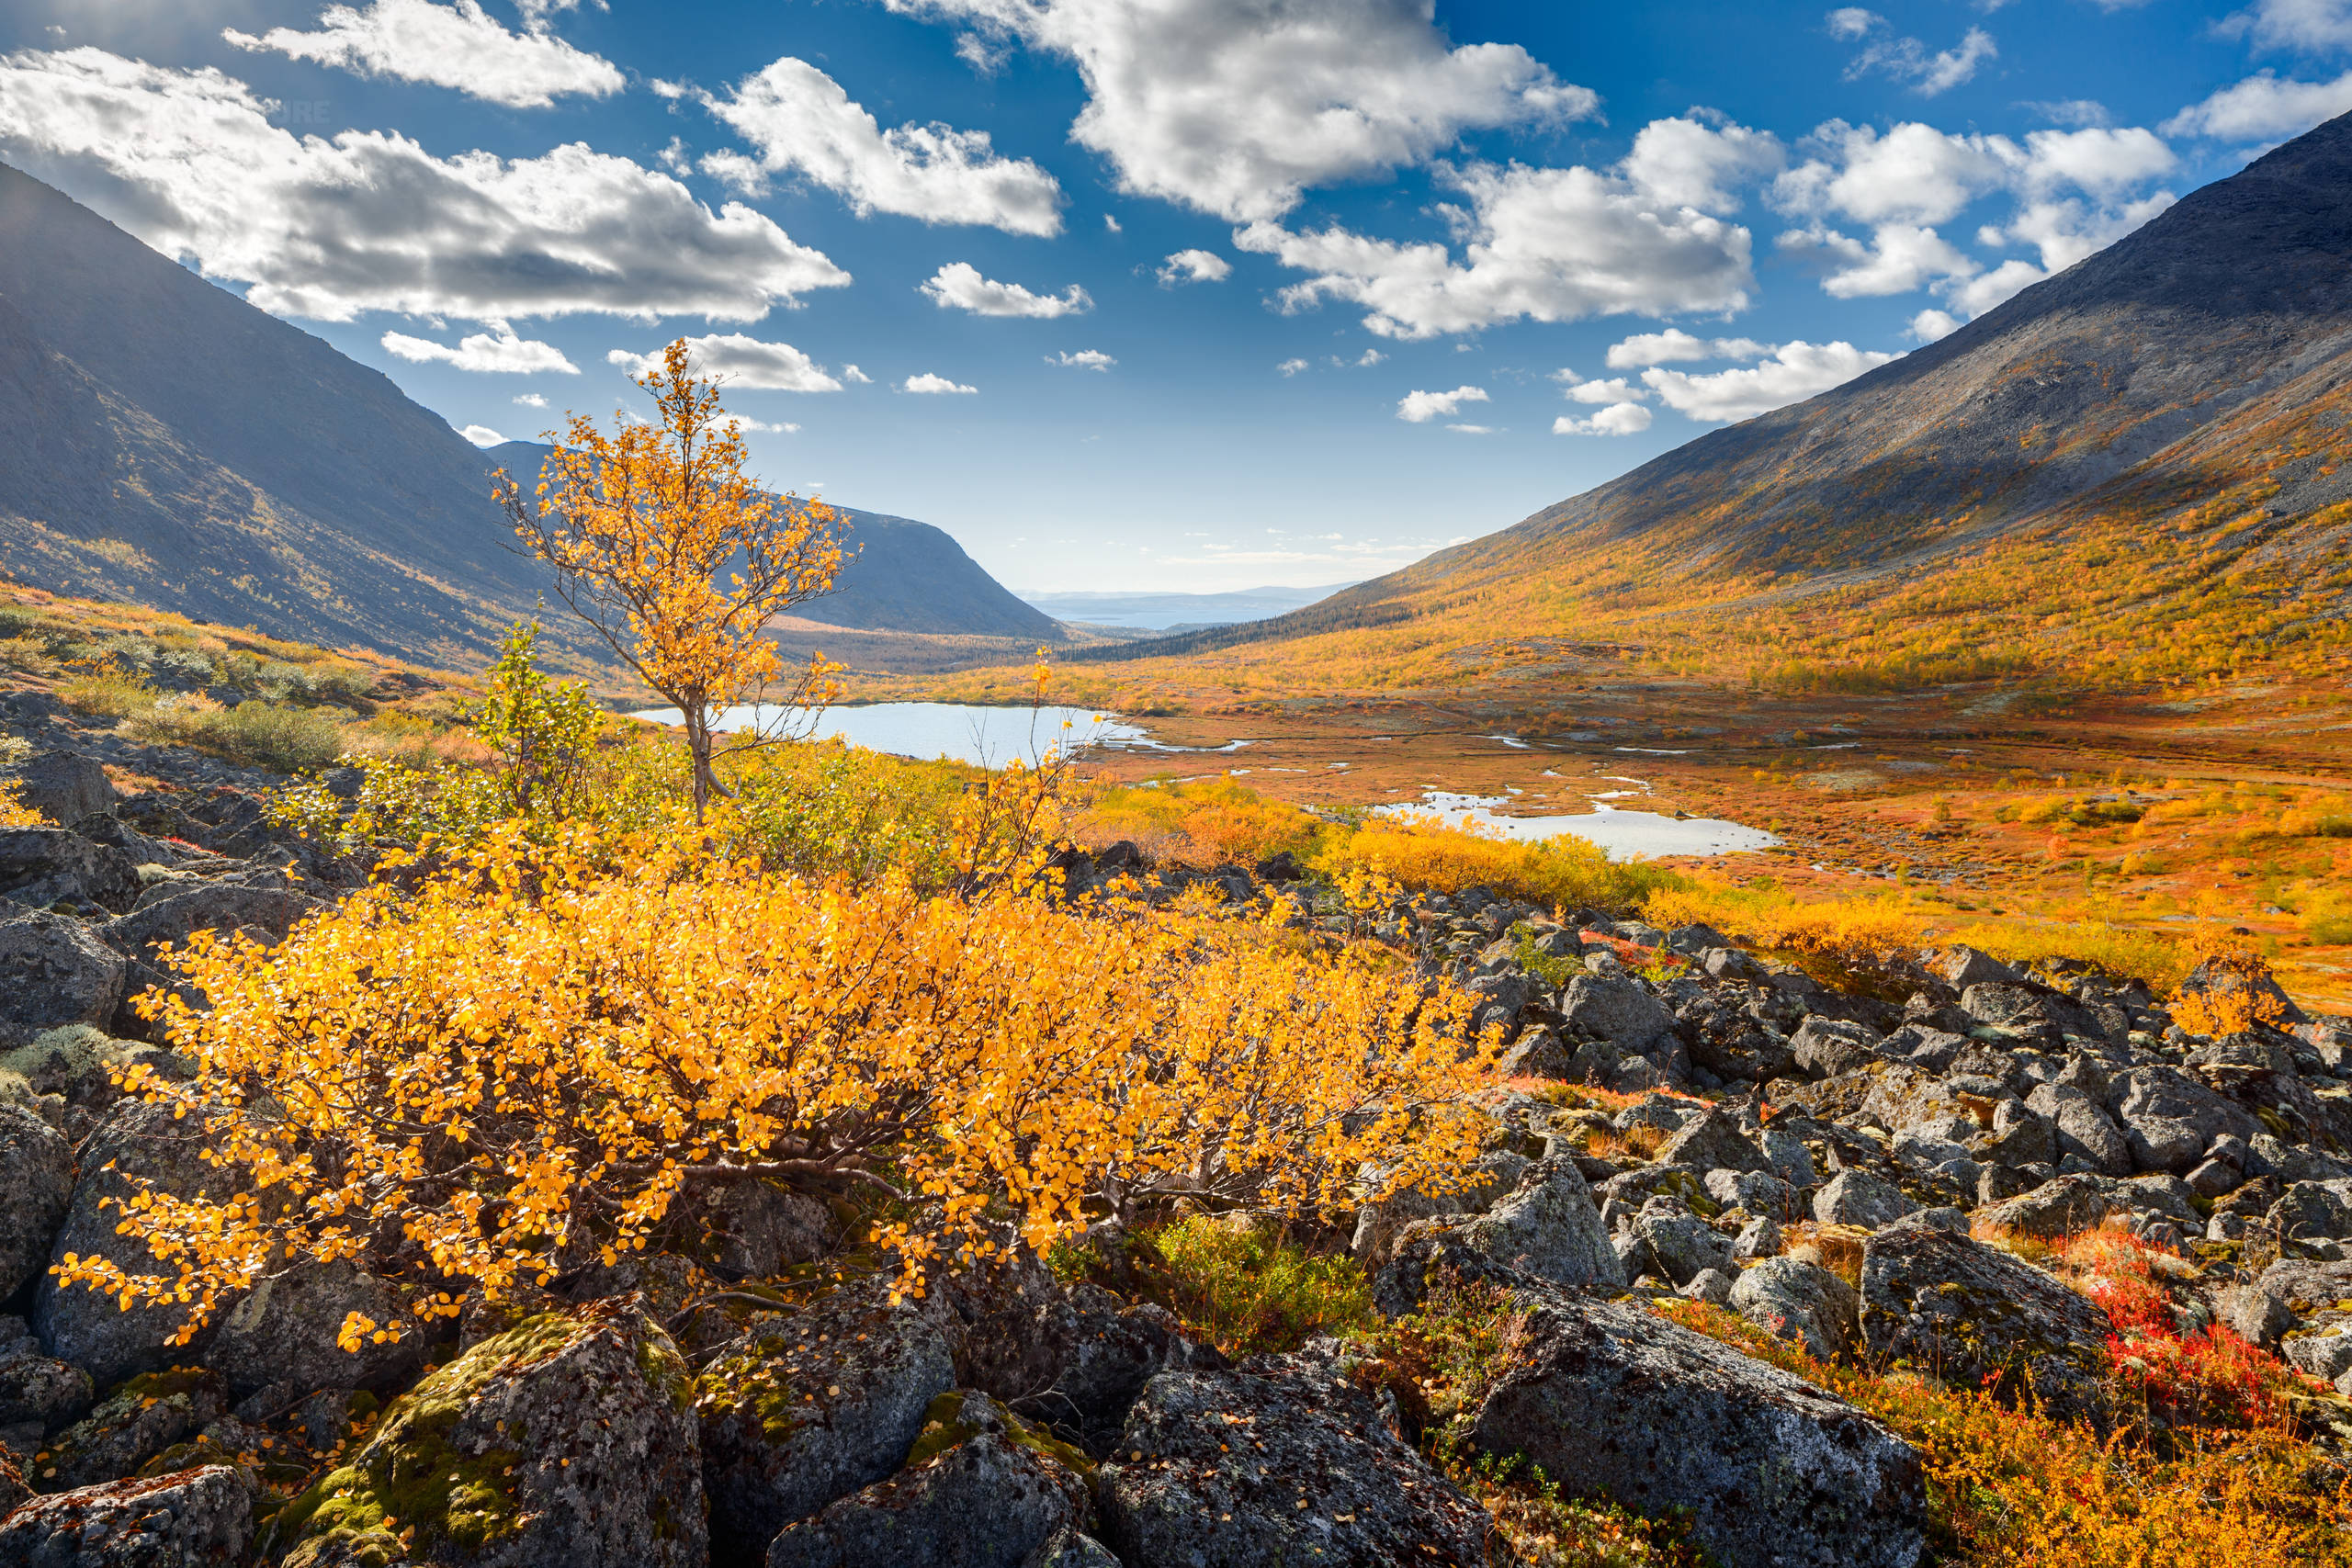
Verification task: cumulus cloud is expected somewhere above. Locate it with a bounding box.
[1908,308,1962,342]
[1621,114,1784,210]
[1446,423,1496,434]
[1049,349,1116,369]
[1834,11,1997,96]
[1603,328,1769,367]
[1770,118,2176,316]
[1563,376,1646,404]
[1237,160,1754,339]
[459,423,505,446]
[1158,247,1232,285]
[841,365,874,384]
[2217,0,2352,53]
[0,48,849,323]
[1554,402,1653,435]
[1396,385,1487,423]
[2164,68,2352,140]
[605,333,844,391]
[382,321,579,375]
[224,0,621,108]
[1640,339,1901,423]
[903,372,978,393]
[881,0,1595,221]
[694,57,1064,234]
[514,391,548,407]
[725,415,800,434]
[1275,357,1308,376]
[920,261,1091,318]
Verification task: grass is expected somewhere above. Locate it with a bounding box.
[126,694,349,774]
[1097,1215,1376,1359]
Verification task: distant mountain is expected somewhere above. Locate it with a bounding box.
[0,163,1051,669]
[1082,114,2352,675]
[486,442,1057,642]
[1019,583,1353,631]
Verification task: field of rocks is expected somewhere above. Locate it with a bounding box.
[0,686,2348,1567]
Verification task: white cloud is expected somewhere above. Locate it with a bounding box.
[0,49,849,324]
[1238,160,1754,339]
[1396,385,1487,423]
[1554,402,1653,435]
[514,391,548,407]
[1603,328,1769,367]
[1565,376,1646,404]
[1836,12,1998,97]
[903,372,978,393]
[1355,348,1385,367]
[1908,308,1962,342]
[1640,339,1900,422]
[2164,67,2352,140]
[1774,120,2012,225]
[881,0,1595,222]
[605,333,844,391]
[381,320,580,373]
[1800,221,1979,298]
[725,415,799,434]
[1275,357,1308,376]
[1104,212,1122,232]
[695,56,1064,235]
[1621,114,1784,210]
[1940,257,2049,317]
[222,0,621,109]
[2218,0,2352,52]
[460,423,505,446]
[1989,189,2174,272]
[1158,247,1232,285]
[1445,423,1497,434]
[1049,349,1116,369]
[920,261,1091,318]
[841,364,873,384]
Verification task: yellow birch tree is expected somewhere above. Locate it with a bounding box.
[495,339,845,818]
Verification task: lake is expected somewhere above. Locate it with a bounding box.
[1375,790,1779,862]
[630,701,1169,769]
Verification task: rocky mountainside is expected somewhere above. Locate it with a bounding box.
[486,442,1060,642]
[1097,110,2352,667]
[0,163,1057,671]
[0,703,2349,1561]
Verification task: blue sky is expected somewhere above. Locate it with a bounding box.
[1,1,2346,592]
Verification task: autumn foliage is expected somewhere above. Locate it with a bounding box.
[57,820,1495,1348]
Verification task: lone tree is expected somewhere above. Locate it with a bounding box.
[495,339,845,818]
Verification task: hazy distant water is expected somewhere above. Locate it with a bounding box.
[1376,790,1778,863]
[630,701,1150,768]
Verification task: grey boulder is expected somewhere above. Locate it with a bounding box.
[766,1392,1100,1568]
[1558,974,1677,1051]
[1470,1292,1926,1568]
[0,1100,72,1300]
[0,913,128,1048]
[202,1260,426,1401]
[1813,1169,1919,1231]
[1452,1158,1625,1293]
[0,753,118,829]
[1099,1344,1487,1568]
[1860,1226,2113,1425]
[1654,1106,1776,1177]
[0,1464,251,1566]
[1730,1256,1862,1360]
[696,1280,956,1562]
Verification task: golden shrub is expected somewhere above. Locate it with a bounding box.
[57,826,1498,1347]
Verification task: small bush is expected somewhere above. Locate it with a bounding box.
[1131,1215,1375,1358]
[129,696,347,773]
[1319,816,1679,914]
[60,663,161,719]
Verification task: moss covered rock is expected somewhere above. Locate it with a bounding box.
[269,1297,704,1568]
[37,1367,228,1492]
[0,1463,252,1565]
[764,1391,1103,1568]
[0,1100,70,1303]
[695,1280,955,1564]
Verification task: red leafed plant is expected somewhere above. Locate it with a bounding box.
[2062,1224,2295,1432]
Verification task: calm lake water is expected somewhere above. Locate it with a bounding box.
[1375,790,1780,862]
[631,702,1168,768]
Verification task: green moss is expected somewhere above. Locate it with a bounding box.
[901,1391,1097,1481]
[271,1313,590,1559]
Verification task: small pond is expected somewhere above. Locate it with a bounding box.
[1375,790,1779,862]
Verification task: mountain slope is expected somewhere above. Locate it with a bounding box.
[0,163,1054,670]
[1086,114,2352,689]
[483,442,1057,641]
